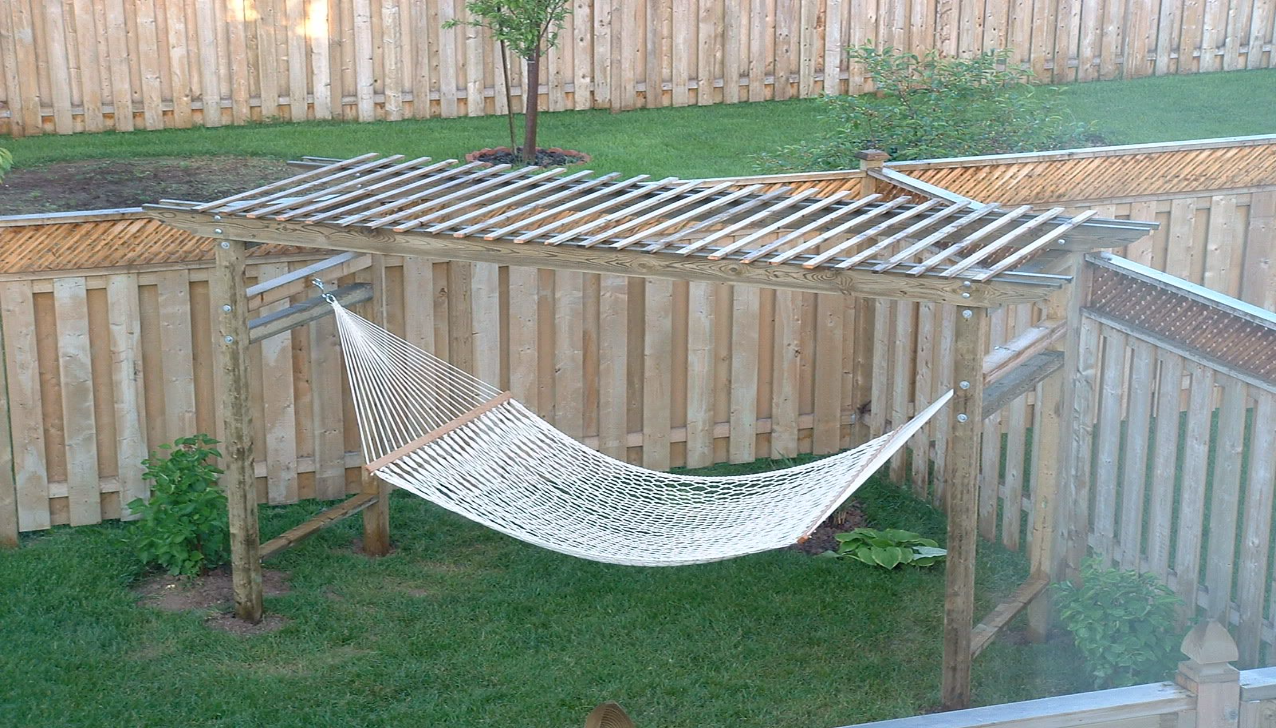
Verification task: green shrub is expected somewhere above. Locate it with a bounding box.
[820,527,946,569]
[757,44,1096,170]
[0,148,12,180]
[127,434,228,577]
[1054,560,1184,688]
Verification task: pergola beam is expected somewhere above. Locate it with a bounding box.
[148,207,1065,307]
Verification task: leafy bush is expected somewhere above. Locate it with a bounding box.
[0,148,12,181]
[1054,560,1184,688]
[820,527,946,569]
[127,434,228,577]
[757,44,1096,170]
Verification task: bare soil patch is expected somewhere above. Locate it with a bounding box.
[135,566,291,634]
[788,500,868,556]
[0,156,295,216]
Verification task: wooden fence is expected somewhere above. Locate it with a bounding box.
[0,240,875,534]
[2,0,1274,136]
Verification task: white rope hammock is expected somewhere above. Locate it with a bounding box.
[331,301,952,566]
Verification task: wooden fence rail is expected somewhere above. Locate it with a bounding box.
[1,0,1274,137]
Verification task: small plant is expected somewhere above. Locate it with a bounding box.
[757,44,1095,170]
[820,527,946,569]
[445,0,572,164]
[1054,559,1184,688]
[0,148,12,181]
[127,434,229,577]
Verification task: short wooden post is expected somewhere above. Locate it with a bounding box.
[360,255,392,556]
[1178,621,1241,728]
[858,150,889,196]
[941,304,989,711]
[214,238,263,623]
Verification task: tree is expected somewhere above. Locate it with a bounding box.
[446,0,571,165]
[756,45,1096,170]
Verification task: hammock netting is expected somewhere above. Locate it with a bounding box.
[332,301,951,566]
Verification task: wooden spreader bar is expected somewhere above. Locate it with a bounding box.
[248,283,371,343]
[364,392,514,474]
[259,491,380,560]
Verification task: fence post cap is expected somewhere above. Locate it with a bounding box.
[1180,620,1239,665]
[856,149,891,164]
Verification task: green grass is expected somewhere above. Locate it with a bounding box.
[0,468,1087,728]
[3,69,1274,176]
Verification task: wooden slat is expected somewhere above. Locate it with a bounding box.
[556,271,586,439]
[1174,362,1216,624]
[771,290,801,458]
[106,275,149,519]
[2,282,50,532]
[813,294,844,455]
[1090,329,1126,566]
[53,277,101,526]
[597,274,629,459]
[1237,391,1276,665]
[1117,339,1155,570]
[156,271,198,438]
[643,278,673,469]
[1145,350,1184,580]
[685,282,715,467]
[729,286,760,463]
[1204,376,1246,619]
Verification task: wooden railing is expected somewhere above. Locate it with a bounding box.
[1,0,1274,136]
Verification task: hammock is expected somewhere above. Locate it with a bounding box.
[331,301,951,566]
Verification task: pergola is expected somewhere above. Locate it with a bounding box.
[146,151,1155,710]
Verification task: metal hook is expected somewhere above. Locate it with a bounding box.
[311,277,337,304]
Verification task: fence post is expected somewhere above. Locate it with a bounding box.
[1178,621,1241,728]
[857,150,889,196]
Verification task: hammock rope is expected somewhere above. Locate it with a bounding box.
[331,301,951,566]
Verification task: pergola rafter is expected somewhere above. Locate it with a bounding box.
[144,151,1159,713]
[150,154,1152,307]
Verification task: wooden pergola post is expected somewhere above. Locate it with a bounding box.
[360,255,392,556]
[941,303,989,710]
[213,237,263,623]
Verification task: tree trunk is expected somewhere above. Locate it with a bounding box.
[522,48,541,165]
[500,40,517,152]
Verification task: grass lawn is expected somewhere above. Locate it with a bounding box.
[2,69,1273,179]
[0,473,1088,728]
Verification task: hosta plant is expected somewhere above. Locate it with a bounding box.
[127,434,229,577]
[821,527,947,569]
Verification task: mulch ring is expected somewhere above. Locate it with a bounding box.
[134,566,291,635]
[787,500,868,556]
[465,146,591,167]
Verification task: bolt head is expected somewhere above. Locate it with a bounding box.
[961,292,971,298]
[957,413,969,423]
[222,304,232,312]
[959,380,971,389]
[961,309,974,319]
[219,240,230,249]
[214,228,224,235]
[213,214,222,221]
[225,336,235,343]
